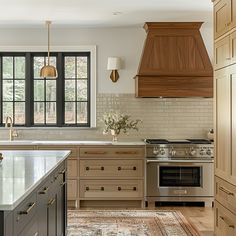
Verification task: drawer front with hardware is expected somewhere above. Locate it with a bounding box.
[216,176,236,214]
[215,201,236,236]
[80,180,143,198]
[80,159,143,178]
[79,147,145,158]
[14,193,37,235]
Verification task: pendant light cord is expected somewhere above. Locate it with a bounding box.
[46,21,51,66]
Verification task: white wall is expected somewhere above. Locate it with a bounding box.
[0,24,213,94]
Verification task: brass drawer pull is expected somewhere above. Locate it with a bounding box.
[34,232,39,236]
[117,187,137,191]
[118,187,121,191]
[39,186,49,195]
[115,151,137,155]
[101,166,104,171]
[59,169,66,174]
[118,167,121,171]
[60,181,66,186]
[19,202,36,215]
[219,186,234,196]
[133,166,136,171]
[48,198,56,206]
[133,187,137,191]
[86,167,90,171]
[86,187,89,191]
[84,151,107,155]
[101,187,104,191]
[220,216,235,228]
[117,166,137,171]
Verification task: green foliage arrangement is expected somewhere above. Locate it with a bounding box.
[102,111,141,135]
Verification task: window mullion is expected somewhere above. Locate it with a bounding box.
[0,56,2,125]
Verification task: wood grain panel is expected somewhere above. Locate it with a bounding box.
[135,76,213,97]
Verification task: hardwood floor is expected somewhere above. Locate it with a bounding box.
[151,206,214,236]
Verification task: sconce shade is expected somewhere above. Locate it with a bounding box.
[107,57,121,70]
[40,65,58,78]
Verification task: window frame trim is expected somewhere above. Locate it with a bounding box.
[0,45,97,128]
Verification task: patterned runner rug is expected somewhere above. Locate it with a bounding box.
[67,210,201,236]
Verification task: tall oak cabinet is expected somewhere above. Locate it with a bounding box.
[214,0,236,234]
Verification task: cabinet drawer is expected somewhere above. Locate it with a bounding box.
[0,145,35,150]
[80,159,143,178]
[37,145,77,159]
[215,201,236,236]
[80,180,143,199]
[216,176,236,214]
[14,192,37,235]
[79,147,145,158]
[67,179,78,200]
[68,159,78,178]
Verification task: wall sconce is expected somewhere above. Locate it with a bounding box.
[107,57,121,82]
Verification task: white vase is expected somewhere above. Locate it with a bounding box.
[111,129,118,142]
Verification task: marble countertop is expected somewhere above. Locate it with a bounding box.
[0,140,146,146]
[0,150,70,211]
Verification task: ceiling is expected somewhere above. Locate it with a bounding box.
[0,0,213,27]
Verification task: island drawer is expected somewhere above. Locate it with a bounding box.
[79,147,145,158]
[215,201,236,236]
[79,159,143,178]
[215,176,236,214]
[79,180,143,198]
[14,192,37,235]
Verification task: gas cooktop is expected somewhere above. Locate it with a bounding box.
[145,139,212,145]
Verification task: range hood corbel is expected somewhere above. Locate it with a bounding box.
[135,22,213,98]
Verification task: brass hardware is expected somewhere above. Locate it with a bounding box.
[5,116,18,141]
[60,181,66,186]
[34,232,39,236]
[101,166,104,171]
[118,187,121,191]
[118,167,121,171]
[84,151,107,155]
[19,202,36,215]
[101,187,104,191]
[115,151,137,155]
[59,169,66,174]
[118,166,136,171]
[219,186,234,196]
[110,70,119,82]
[118,186,137,191]
[86,187,89,191]
[220,216,235,228]
[86,166,90,171]
[48,198,56,206]
[133,166,136,170]
[40,21,57,78]
[133,187,137,191]
[39,186,49,195]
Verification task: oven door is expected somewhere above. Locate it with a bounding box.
[146,159,214,197]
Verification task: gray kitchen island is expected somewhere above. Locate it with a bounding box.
[0,150,70,236]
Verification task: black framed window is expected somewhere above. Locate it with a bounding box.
[0,52,91,127]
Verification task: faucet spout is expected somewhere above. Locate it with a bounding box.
[5,116,16,141]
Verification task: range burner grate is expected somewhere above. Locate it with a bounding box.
[145,139,169,144]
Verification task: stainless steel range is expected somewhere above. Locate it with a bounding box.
[145,139,214,206]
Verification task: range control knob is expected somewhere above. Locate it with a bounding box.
[160,148,165,155]
[189,148,196,156]
[206,148,212,156]
[153,147,159,155]
[199,148,205,155]
[170,148,176,157]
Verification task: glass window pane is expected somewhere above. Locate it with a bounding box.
[34,57,45,79]
[77,80,87,101]
[15,57,25,79]
[3,102,13,122]
[15,102,25,124]
[65,102,76,124]
[15,80,25,101]
[3,80,13,101]
[77,57,87,79]
[77,102,87,123]
[46,80,56,101]
[47,57,57,67]
[46,102,56,124]
[65,57,75,79]
[65,80,75,101]
[34,102,44,124]
[34,80,45,101]
[3,57,13,79]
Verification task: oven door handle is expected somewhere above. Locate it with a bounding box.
[146,159,214,163]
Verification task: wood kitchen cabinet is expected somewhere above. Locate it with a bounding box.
[213,0,236,39]
[78,146,145,208]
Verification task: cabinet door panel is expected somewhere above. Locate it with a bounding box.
[231,31,236,64]
[17,215,38,236]
[214,0,232,38]
[67,179,78,200]
[215,71,231,179]
[67,160,78,178]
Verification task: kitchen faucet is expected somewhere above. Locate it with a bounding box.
[5,116,18,141]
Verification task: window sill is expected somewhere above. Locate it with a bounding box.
[0,127,98,131]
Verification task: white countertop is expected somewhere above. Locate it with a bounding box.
[0,140,145,146]
[0,150,70,211]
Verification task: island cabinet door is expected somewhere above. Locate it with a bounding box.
[47,192,57,236]
[17,215,38,236]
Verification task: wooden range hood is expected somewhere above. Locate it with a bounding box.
[135,22,213,97]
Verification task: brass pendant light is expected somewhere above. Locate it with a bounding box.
[40,21,58,78]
